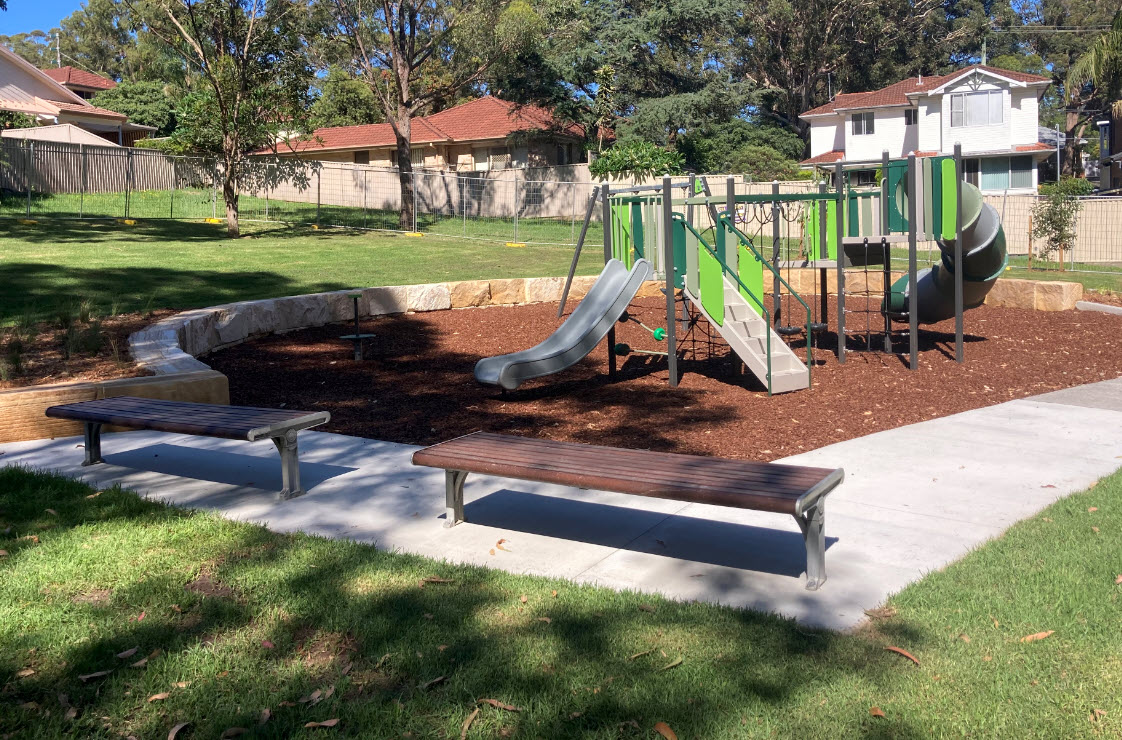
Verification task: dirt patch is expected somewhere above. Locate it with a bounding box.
[185,570,238,600]
[1083,290,1122,308]
[296,628,359,671]
[71,588,112,606]
[206,295,1122,462]
[0,310,175,389]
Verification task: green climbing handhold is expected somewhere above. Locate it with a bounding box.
[613,343,631,356]
[652,327,667,341]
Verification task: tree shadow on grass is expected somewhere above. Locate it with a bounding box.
[0,262,350,321]
[0,466,929,739]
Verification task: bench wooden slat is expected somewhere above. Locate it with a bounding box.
[411,432,839,515]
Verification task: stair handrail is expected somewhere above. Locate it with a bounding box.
[673,212,775,395]
[718,213,814,378]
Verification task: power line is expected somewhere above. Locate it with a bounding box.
[990,26,1112,34]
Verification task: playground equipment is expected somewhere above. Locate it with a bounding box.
[474,258,653,390]
[485,144,1003,395]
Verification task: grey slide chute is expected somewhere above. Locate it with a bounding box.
[475,258,653,390]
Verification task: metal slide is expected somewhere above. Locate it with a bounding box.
[887,181,1008,324]
[474,258,654,390]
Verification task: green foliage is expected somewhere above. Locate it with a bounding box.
[1066,10,1122,117]
[310,66,383,129]
[678,118,804,173]
[589,140,684,180]
[0,30,54,67]
[1032,177,1093,259]
[91,81,177,136]
[725,146,809,181]
[0,111,37,130]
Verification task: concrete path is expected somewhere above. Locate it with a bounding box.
[2,377,1121,631]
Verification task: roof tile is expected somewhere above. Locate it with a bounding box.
[42,66,116,91]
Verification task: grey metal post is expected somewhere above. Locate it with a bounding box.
[880,150,892,352]
[513,177,520,242]
[125,148,132,219]
[602,183,616,378]
[25,143,32,217]
[461,176,467,235]
[725,176,735,267]
[212,161,218,219]
[78,144,85,219]
[834,161,846,363]
[687,174,696,233]
[907,153,919,370]
[818,182,828,332]
[558,190,599,317]
[412,171,418,233]
[771,180,781,322]
[81,422,103,466]
[171,158,177,219]
[662,175,678,387]
[264,164,270,221]
[953,143,964,363]
[315,169,321,227]
[363,168,369,229]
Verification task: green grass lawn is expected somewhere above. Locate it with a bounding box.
[0,219,604,323]
[1,465,1120,738]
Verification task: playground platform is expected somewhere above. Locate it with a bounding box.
[1,377,1120,631]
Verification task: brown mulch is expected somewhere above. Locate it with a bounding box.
[206,296,1122,462]
[0,311,173,390]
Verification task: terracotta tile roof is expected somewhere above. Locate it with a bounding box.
[801,65,1051,118]
[799,150,845,165]
[276,96,585,153]
[43,66,116,91]
[1014,142,1053,152]
[49,100,127,120]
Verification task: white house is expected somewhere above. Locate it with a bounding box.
[799,65,1053,193]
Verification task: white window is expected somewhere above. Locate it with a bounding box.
[489,147,512,169]
[851,112,874,136]
[950,91,1003,127]
[411,148,425,167]
[905,109,918,126]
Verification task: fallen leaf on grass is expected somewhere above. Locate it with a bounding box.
[300,689,322,705]
[1092,709,1107,721]
[537,617,552,624]
[568,712,582,719]
[959,634,971,643]
[259,708,271,724]
[519,595,528,604]
[21,535,38,543]
[279,701,298,707]
[0,550,7,557]
[419,576,454,587]
[991,616,1000,628]
[1092,527,1100,533]
[45,508,57,516]
[460,708,480,739]
[884,646,920,666]
[1088,507,1098,512]
[148,692,170,702]
[304,718,339,729]
[638,604,656,613]
[78,670,111,682]
[261,640,275,649]
[628,649,654,660]
[1115,574,1122,585]
[65,706,78,720]
[659,657,683,671]
[478,698,522,711]
[116,647,138,659]
[16,668,35,678]
[421,675,446,691]
[653,721,678,740]
[167,722,190,740]
[133,649,160,668]
[177,680,191,687]
[1020,631,1054,643]
[551,590,558,598]
[870,707,886,718]
[220,728,247,738]
[864,606,897,620]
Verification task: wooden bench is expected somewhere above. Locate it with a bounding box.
[45,397,330,499]
[412,432,844,590]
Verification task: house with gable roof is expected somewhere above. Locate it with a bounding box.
[799,65,1053,193]
[266,95,589,171]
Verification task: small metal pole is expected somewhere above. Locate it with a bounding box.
[79,144,85,219]
[818,182,828,332]
[602,183,616,379]
[412,171,418,233]
[726,176,735,267]
[880,151,891,353]
[834,161,846,363]
[26,143,32,217]
[771,180,781,323]
[558,190,598,317]
[662,175,678,387]
[125,148,132,219]
[687,173,696,233]
[954,143,964,363]
[907,153,919,370]
[513,178,519,242]
[363,168,369,229]
[315,169,322,227]
[212,161,218,219]
[171,157,176,219]
[264,164,270,221]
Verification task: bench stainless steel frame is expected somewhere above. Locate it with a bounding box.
[413,432,844,590]
[45,397,330,499]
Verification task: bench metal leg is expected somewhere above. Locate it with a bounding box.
[272,430,304,500]
[82,422,103,466]
[445,470,467,528]
[794,499,826,591]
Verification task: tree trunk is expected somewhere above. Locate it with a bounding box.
[222,137,240,237]
[1063,110,1081,177]
[394,109,415,230]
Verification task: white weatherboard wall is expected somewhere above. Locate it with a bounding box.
[941,82,1011,155]
[918,98,942,152]
[809,121,843,158]
[845,109,907,161]
[1009,89,1039,147]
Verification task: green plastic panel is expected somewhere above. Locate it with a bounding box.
[611,203,631,267]
[738,243,763,316]
[631,202,644,260]
[887,161,907,232]
[699,239,725,326]
[825,200,838,260]
[923,158,934,241]
[805,202,819,261]
[671,216,687,289]
[940,158,957,241]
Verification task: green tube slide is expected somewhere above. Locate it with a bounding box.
[886,177,1008,325]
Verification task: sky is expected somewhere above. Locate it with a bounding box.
[1,1,83,35]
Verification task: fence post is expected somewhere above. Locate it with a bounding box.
[212,161,218,219]
[412,171,417,233]
[125,148,133,219]
[362,168,368,229]
[315,169,321,227]
[170,157,176,219]
[79,144,85,219]
[265,164,270,221]
[513,176,519,242]
[25,142,32,217]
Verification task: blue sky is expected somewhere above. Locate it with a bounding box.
[2,1,83,35]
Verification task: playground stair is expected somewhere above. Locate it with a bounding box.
[685,278,810,394]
